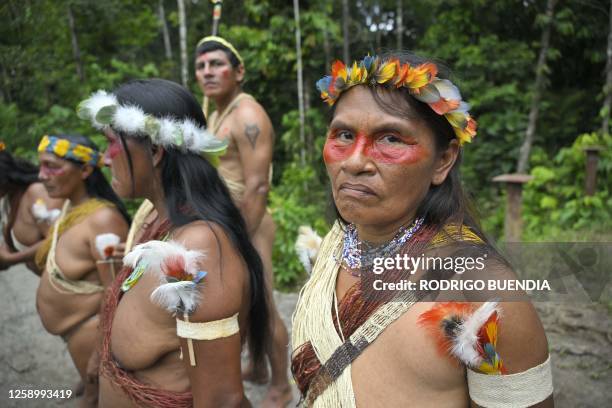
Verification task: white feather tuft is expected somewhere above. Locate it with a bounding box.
[294,226,323,274]
[95,233,121,259]
[123,240,206,279]
[84,90,118,129]
[31,199,61,223]
[179,119,201,151]
[150,281,201,314]
[113,105,147,135]
[450,301,500,367]
[158,117,180,148]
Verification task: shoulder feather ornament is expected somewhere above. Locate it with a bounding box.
[123,240,207,315]
[32,199,61,224]
[294,225,323,274]
[418,301,505,374]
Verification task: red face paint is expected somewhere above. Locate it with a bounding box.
[39,163,66,177]
[323,129,427,165]
[105,136,123,160]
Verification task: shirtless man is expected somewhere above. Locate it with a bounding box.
[35,134,129,407]
[0,146,63,272]
[195,36,292,407]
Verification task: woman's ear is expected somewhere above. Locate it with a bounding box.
[432,139,459,186]
[151,145,165,168]
[80,164,94,180]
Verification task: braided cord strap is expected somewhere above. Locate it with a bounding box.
[305,288,424,405]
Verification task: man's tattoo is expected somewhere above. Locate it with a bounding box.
[244,124,260,149]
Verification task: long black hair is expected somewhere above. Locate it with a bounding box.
[0,150,41,247]
[112,78,269,365]
[329,51,488,242]
[54,134,131,224]
[0,150,39,192]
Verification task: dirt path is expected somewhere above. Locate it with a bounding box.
[1,263,610,407]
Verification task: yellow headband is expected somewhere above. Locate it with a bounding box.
[38,135,103,168]
[196,35,244,67]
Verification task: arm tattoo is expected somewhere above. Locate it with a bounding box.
[244,124,260,149]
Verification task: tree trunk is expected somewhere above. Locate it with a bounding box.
[67,4,84,82]
[304,72,313,160]
[342,0,350,63]
[396,0,403,50]
[158,0,173,60]
[517,0,557,174]
[293,0,306,166]
[177,0,188,87]
[323,26,331,69]
[601,0,612,135]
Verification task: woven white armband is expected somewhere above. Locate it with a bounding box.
[467,355,553,408]
[176,313,239,340]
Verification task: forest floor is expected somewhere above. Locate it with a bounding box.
[0,263,610,407]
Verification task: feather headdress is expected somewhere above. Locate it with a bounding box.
[123,240,207,315]
[76,90,228,166]
[418,301,504,374]
[316,55,477,145]
[31,199,61,224]
[95,233,121,259]
[294,226,323,274]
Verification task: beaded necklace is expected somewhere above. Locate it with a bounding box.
[340,217,424,277]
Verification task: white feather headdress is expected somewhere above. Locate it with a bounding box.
[77,89,228,161]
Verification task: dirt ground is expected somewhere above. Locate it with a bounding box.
[1,263,610,407]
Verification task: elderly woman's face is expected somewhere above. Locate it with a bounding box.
[324,86,444,230]
[38,152,87,199]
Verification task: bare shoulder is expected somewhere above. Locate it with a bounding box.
[234,98,272,128]
[24,182,63,208]
[495,300,548,372]
[172,220,233,256]
[88,205,127,230]
[172,221,245,320]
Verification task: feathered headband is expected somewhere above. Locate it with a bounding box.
[316,55,477,145]
[196,35,244,68]
[77,90,228,166]
[38,135,103,168]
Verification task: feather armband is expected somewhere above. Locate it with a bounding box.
[418,301,504,374]
[123,240,208,315]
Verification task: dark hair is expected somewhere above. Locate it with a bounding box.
[112,78,269,365]
[195,40,241,68]
[53,134,131,224]
[329,51,487,241]
[0,151,39,191]
[0,151,40,248]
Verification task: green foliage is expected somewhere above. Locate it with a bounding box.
[1,0,610,289]
[270,162,329,289]
[522,133,612,240]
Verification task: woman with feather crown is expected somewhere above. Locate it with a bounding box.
[291,52,553,407]
[78,78,270,407]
